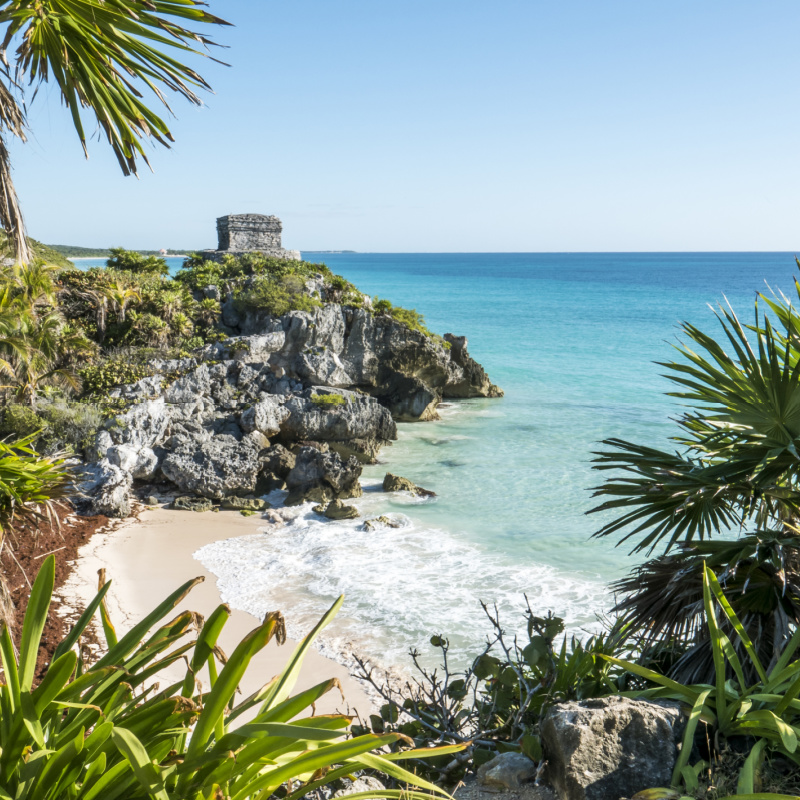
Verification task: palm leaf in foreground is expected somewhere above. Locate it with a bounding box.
[590,290,800,556]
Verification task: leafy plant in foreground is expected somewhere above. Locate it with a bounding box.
[355,601,631,785]
[589,268,800,676]
[0,434,69,536]
[608,565,800,800]
[0,555,459,799]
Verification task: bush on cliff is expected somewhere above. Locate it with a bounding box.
[0,555,455,800]
[373,297,435,338]
[235,272,321,316]
[106,246,169,276]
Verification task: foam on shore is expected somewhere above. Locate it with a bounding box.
[194,481,609,671]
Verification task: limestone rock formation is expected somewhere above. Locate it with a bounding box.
[285,446,362,505]
[235,305,502,421]
[77,460,132,518]
[161,434,264,500]
[220,496,269,511]
[172,496,215,512]
[312,499,360,520]
[540,696,684,800]
[362,515,403,531]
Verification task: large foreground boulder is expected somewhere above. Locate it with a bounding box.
[540,697,684,800]
[161,434,264,499]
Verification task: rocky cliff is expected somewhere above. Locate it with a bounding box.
[77,281,502,517]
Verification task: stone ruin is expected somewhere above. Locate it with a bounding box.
[203,213,301,262]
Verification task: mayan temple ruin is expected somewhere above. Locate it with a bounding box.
[203,213,301,261]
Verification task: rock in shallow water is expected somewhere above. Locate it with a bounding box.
[362,515,403,531]
[312,499,359,520]
[382,472,436,497]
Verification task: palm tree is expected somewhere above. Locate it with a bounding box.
[105,281,141,325]
[0,1,229,262]
[588,267,800,678]
[0,310,94,405]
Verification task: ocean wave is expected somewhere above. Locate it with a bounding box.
[194,496,609,672]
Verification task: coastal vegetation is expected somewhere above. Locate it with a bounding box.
[8,241,800,795]
[351,267,800,797]
[49,246,190,259]
[0,555,453,800]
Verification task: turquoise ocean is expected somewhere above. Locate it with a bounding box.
[76,253,800,667]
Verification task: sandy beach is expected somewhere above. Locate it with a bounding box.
[59,506,374,718]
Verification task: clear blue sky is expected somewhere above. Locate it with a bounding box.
[11,1,800,252]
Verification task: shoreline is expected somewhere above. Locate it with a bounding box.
[58,505,375,717]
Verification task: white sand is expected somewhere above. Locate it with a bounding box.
[59,506,374,717]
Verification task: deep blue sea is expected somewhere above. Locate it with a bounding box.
[74,253,800,665]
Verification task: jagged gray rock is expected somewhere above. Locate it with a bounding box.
[285,446,362,505]
[333,776,386,798]
[383,473,435,496]
[540,697,684,800]
[161,434,264,499]
[240,396,290,437]
[362,515,402,531]
[280,389,396,460]
[234,304,503,421]
[77,460,132,517]
[221,496,269,511]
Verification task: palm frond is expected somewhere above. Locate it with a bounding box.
[0,0,230,176]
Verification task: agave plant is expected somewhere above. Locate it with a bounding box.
[0,433,69,536]
[606,565,800,800]
[0,554,459,799]
[589,269,800,676]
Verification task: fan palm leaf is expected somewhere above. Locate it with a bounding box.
[590,289,800,555]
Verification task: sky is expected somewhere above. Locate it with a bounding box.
[9,1,800,252]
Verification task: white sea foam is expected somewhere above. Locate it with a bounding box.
[194,487,609,672]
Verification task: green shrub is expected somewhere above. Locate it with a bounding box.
[611,565,800,797]
[372,299,434,337]
[80,360,154,395]
[355,603,631,784]
[0,404,42,439]
[106,247,169,276]
[0,436,70,534]
[236,273,321,316]
[0,556,454,799]
[37,399,103,455]
[311,393,347,407]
